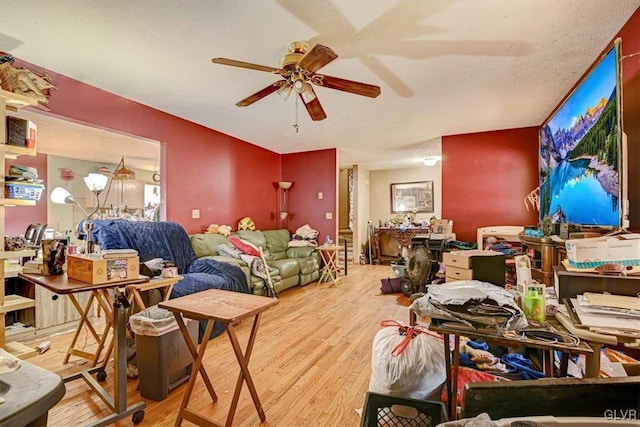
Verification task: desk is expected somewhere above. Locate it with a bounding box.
[159,289,278,427]
[18,272,148,426]
[317,244,341,286]
[428,319,594,420]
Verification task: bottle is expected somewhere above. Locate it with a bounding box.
[522,286,545,323]
[325,235,331,245]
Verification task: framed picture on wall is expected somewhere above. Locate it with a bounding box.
[390,181,434,213]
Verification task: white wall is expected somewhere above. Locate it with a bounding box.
[369,164,442,227]
[353,164,370,262]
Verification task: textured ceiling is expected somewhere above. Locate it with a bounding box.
[1,0,638,170]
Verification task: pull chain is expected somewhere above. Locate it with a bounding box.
[293,94,299,133]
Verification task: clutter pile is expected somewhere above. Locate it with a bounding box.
[0,54,56,109]
[289,224,318,247]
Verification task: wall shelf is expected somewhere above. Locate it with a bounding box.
[0,198,37,207]
[0,294,36,314]
[1,88,39,357]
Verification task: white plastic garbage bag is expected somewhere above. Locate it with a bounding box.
[130,305,186,337]
[369,320,446,401]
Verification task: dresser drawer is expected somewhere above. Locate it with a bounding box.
[443,252,472,269]
[445,265,474,281]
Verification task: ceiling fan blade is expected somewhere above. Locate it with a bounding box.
[315,74,381,98]
[236,81,284,107]
[300,90,327,121]
[212,57,283,74]
[297,44,338,73]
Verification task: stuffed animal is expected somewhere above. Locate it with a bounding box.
[205,224,219,234]
[218,225,232,236]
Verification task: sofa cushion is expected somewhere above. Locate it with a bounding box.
[287,246,316,258]
[267,258,299,279]
[263,229,291,260]
[190,233,230,258]
[296,256,319,275]
[234,230,266,251]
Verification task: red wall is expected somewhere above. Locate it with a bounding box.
[619,7,640,84]
[8,59,283,234]
[5,153,48,236]
[442,128,540,243]
[282,149,337,241]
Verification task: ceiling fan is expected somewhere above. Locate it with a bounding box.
[212,41,381,121]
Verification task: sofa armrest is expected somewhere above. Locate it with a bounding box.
[287,246,316,258]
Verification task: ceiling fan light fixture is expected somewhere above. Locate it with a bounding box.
[292,77,306,94]
[277,83,293,101]
[300,85,316,104]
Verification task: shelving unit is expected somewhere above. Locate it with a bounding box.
[1,89,39,358]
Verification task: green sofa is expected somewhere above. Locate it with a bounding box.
[190,229,320,295]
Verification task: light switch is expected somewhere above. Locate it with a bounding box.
[325,212,332,220]
[318,192,323,200]
[192,209,200,219]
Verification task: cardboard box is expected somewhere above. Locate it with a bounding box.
[67,254,140,284]
[565,234,640,268]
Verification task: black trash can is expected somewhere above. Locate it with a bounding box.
[130,305,197,401]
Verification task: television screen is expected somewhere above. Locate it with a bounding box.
[539,41,622,227]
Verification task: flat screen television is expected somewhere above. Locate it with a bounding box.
[539,40,623,228]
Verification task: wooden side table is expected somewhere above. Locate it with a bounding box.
[159,289,278,427]
[317,244,341,286]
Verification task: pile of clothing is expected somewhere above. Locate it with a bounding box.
[459,339,544,380]
[289,224,319,247]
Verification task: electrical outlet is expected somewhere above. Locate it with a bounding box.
[192,209,200,219]
[318,192,323,199]
[325,212,332,220]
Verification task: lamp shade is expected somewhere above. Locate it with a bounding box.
[113,157,135,180]
[51,187,74,204]
[84,173,109,192]
[278,181,293,190]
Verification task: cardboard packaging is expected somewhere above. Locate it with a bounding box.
[565,234,640,268]
[67,254,140,284]
[6,116,37,149]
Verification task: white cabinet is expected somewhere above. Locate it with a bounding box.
[86,178,144,210]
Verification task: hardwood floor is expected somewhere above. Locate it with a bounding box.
[24,264,411,426]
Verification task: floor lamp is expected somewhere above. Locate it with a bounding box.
[278,181,293,228]
[50,173,108,254]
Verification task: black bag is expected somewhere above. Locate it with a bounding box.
[380,277,403,294]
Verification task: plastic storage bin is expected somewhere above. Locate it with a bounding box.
[360,392,447,427]
[130,305,198,401]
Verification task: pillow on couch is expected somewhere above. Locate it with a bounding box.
[229,236,261,257]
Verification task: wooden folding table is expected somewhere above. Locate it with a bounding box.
[159,289,278,427]
[317,244,342,286]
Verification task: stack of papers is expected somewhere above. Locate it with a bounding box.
[565,293,640,337]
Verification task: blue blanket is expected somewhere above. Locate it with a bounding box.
[90,220,250,339]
